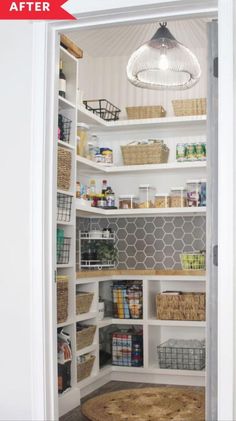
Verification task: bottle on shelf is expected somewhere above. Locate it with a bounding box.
[59,60,66,98]
[101,179,108,195]
[89,179,96,195]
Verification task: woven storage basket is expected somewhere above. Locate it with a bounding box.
[76,292,94,315]
[126,106,166,120]
[57,146,72,191]
[57,276,69,323]
[121,141,169,165]
[156,292,206,321]
[172,98,206,116]
[77,355,95,382]
[76,325,96,350]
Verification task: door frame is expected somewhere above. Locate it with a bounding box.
[30,1,236,420]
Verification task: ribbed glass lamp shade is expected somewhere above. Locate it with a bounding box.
[127,23,201,90]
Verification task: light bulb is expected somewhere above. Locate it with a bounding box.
[159,52,169,70]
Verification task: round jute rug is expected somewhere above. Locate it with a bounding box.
[81,387,205,421]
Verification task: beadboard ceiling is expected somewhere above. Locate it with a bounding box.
[68,18,209,58]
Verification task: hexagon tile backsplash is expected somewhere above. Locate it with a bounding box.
[76,216,206,270]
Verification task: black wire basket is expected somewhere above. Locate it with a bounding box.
[83,99,121,121]
[57,193,72,223]
[58,114,72,143]
[57,236,71,264]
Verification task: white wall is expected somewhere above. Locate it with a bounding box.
[0,21,33,420]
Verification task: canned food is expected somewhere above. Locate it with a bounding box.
[186,144,196,161]
[176,143,186,162]
[195,143,206,161]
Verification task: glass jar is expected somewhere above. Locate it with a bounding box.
[170,187,187,207]
[186,180,201,207]
[200,179,207,206]
[77,123,89,157]
[119,195,139,209]
[154,193,170,208]
[138,185,155,208]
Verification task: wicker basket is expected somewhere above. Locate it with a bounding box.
[76,325,96,350]
[156,292,205,321]
[172,98,206,116]
[126,106,166,120]
[121,141,169,166]
[57,276,69,323]
[76,292,94,315]
[77,355,95,382]
[57,146,72,191]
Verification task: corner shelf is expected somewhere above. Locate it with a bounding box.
[77,104,206,132]
[148,320,206,327]
[76,201,206,218]
[76,155,207,174]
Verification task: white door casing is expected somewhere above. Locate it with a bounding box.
[30,1,236,420]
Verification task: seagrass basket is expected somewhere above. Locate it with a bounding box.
[77,355,95,382]
[156,292,206,321]
[121,141,169,165]
[76,292,94,315]
[57,276,69,323]
[57,146,72,191]
[126,106,166,119]
[76,325,96,350]
[172,98,206,116]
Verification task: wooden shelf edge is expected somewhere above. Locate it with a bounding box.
[76,269,206,279]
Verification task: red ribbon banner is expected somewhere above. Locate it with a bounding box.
[0,0,76,19]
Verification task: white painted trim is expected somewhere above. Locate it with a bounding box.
[30,22,48,420]
[31,22,58,421]
[218,1,234,420]
[31,1,236,419]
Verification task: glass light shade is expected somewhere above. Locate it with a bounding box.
[127,23,201,90]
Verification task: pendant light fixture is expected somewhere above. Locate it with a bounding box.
[127,22,201,90]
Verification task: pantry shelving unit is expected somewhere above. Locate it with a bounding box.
[57,46,207,418]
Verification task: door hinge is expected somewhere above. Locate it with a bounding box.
[213,57,218,78]
[54,270,57,283]
[213,245,218,266]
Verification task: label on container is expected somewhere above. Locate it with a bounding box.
[176,143,186,161]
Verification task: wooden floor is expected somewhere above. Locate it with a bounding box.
[60,381,201,421]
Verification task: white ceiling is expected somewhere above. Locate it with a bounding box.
[68,18,209,57]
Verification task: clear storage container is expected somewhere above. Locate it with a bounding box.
[77,123,89,157]
[138,185,155,208]
[119,195,139,209]
[186,180,201,207]
[154,193,170,208]
[170,187,187,208]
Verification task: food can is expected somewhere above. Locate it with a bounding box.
[186,144,196,161]
[195,143,206,161]
[176,143,186,162]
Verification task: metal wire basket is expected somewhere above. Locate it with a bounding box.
[157,339,205,370]
[57,193,72,223]
[58,114,72,143]
[83,99,121,121]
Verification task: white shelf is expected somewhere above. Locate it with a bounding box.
[59,95,76,110]
[76,201,206,218]
[76,311,97,322]
[57,220,74,226]
[147,366,205,377]
[57,263,74,269]
[57,318,74,328]
[58,140,75,150]
[60,46,78,63]
[76,344,97,357]
[98,317,113,328]
[98,318,143,328]
[77,155,207,174]
[57,189,75,197]
[148,320,206,327]
[77,104,206,132]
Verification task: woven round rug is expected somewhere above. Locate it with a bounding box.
[81,387,205,421]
